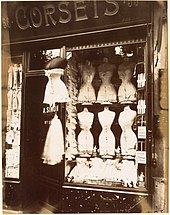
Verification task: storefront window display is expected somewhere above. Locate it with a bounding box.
[27,42,147,190]
[64,42,147,190]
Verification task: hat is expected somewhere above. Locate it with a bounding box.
[45,57,68,70]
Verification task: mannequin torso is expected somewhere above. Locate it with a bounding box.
[97,58,117,103]
[118,58,136,103]
[118,106,137,155]
[78,60,96,103]
[77,107,94,154]
[98,107,115,156]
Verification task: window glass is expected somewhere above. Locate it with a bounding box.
[65,43,147,189]
[29,48,61,70]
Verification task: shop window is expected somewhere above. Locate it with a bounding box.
[64,41,148,190]
[5,56,23,180]
[29,48,63,71]
[27,42,148,190]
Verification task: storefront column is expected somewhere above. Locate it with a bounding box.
[152,177,168,212]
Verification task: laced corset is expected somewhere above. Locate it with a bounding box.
[43,70,70,105]
[77,109,94,153]
[118,107,137,154]
[81,65,95,86]
[98,109,115,156]
[97,63,117,103]
[78,64,96,103]
[118,64,136,103]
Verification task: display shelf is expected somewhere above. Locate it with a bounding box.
[73,154,136,160]
[65,43,148,191]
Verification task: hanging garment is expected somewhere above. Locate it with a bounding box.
[42,115,64,165]
[7,66,13,89]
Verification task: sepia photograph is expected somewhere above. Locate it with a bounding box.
[1,0,168,214]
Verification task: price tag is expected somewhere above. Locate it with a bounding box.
[138,126,146,139]
[136,151,146,164]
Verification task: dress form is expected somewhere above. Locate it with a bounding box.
[118,106,137,155]
[98,106,115,156]
[77,107,94,154]
[78,60,96,103]
[43,69,70,105]
[118,56,136,103]
[97,57,117,103]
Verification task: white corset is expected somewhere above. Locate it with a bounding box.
[77,109,94,154]
[78,64,96,103]
[43,70,70,105]
[118,82,136,103]
[97,70,117,103]
[98,109,115,156]
[118,107,137,155]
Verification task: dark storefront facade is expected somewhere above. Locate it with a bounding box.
[2,1,168,213]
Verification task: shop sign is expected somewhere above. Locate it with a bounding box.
[3,1,151,44]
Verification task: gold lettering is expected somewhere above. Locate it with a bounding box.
[104,0,119,16]
[30,7,42,28]
[74,1,88,22]
[15,6,30,30]
[58,2,71,24]
[43,4,57,26]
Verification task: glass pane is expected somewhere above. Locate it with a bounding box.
[29,48,61,70]
[65,43,147,189]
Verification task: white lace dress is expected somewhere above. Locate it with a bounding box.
[42,115,64,165]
